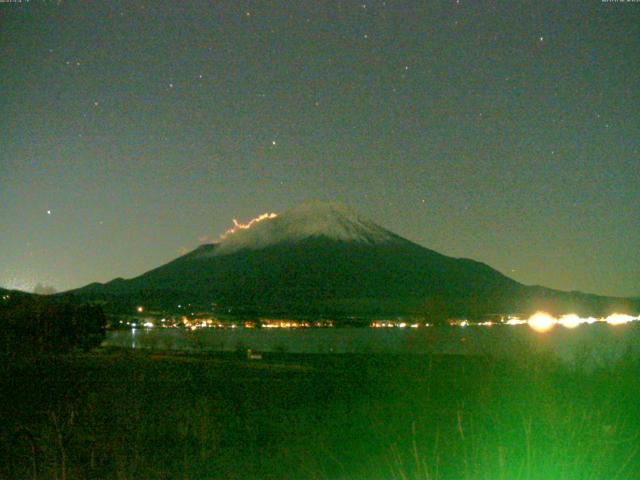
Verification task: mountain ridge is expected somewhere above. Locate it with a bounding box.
[66,202,640,319]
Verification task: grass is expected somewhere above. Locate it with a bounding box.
[0,349,638,479]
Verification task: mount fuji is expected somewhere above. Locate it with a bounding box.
[67,202,637,320]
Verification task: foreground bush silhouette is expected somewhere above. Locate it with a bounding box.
[0,293,106,355]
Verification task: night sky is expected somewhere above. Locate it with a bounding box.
[1,1,638,297]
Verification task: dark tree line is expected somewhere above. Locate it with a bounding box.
[0,293,106,355]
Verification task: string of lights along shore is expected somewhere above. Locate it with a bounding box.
[1,1,638,299]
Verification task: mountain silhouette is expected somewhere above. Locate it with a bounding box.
[66,202,639,320]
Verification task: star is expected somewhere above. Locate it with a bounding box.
[46,210,52,215]
[272,140,277,146]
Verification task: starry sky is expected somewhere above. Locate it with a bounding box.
[1,0,638,297]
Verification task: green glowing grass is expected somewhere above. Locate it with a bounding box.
[1,350,638,479]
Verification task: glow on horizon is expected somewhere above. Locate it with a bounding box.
[558,314,582,329]
[508,312,640,331]
[605,313,636,325]
[506,318,526,326]
[528,312,557,333]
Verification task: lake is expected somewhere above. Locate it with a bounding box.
[104,322,640,367]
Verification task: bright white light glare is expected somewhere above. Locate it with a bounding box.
[606,313,636,325]
[143,321,154,328]
[558,314,582,329]
[528,312,557,333]
[506,318,526,326]
[459,320,469,327]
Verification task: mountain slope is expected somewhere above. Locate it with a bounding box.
[212,202,397,255]
[68,202,639,319]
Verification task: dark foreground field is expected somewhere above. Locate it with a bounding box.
[1,349,639,479]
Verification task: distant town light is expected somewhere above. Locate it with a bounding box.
[558,314,582,329]
[506,318,526,326]
[606,313,636,326]
[528,312,556,333]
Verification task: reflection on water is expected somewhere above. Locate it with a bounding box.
[105,322,640,367]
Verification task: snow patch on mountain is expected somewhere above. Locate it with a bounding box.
[206,202,397,256]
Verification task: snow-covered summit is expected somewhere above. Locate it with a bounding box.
[208,202,397,256]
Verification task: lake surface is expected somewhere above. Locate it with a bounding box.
[104,323,640,366]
